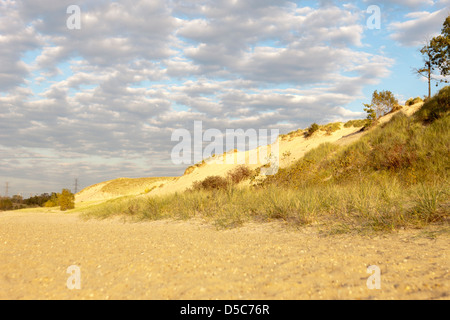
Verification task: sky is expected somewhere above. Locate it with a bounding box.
[0,0,449,196]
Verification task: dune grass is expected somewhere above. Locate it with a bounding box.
[81,176,448,232]
[81,87,450,233]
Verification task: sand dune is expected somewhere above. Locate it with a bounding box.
[3,102,445,301]
[76,177,176,203]
[76,102,423,203]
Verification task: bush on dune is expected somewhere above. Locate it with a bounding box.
[227,165,253,184]
[192,175,229,191]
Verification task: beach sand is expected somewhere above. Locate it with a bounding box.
[0,210,448,300]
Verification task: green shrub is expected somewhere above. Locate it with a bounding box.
[305,123,320,137]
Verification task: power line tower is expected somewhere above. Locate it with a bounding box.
[5,182,9,198]
[74,178,78,194]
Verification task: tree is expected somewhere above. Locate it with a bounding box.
[415,42,435,99]
[44,192,59,207]
[369,90,399,119]
[58,189,75,211]
[429,16,450,79]
[0,198,13,211]
[415,15,450,99]
[25,193,52,207]
[364,103,376,120]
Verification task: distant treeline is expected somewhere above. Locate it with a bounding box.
[0,192,67,211]
[0,193,55,211]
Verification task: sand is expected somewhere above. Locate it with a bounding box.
[75,102,424,203]
[4,102,441,300]
[0,210,448,300]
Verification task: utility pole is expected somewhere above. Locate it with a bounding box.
[5,182,9,198]
[74,178,78,194]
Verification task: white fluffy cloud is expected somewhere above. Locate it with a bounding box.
[0,1,43,90]
[389,8,449,46]
[371,0,435,7]
[0,0,429,194]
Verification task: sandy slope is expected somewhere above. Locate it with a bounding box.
[0,210,448,300]
[153,102,424,197]
[76,177,175,203]
[76,103,423,203]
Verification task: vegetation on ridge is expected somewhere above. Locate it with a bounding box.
[81,86,449,233]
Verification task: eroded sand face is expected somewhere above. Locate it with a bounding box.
[0,210,448,300]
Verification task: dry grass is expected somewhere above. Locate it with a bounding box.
[81,178,449,232]
[320,122,342,135]
[81,87,450,233]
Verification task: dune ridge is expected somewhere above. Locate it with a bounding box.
[76,102,423,204]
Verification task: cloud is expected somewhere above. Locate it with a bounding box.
[178,4,374,86]
[389,8,449,47]
[24,0,178,72]
[0,0,407,194]
[362,0,435,9]
[0,1,43,90]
